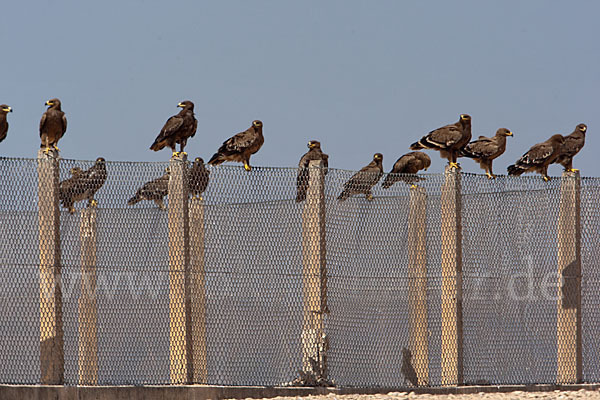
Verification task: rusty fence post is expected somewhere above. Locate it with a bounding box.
[301,159,328,380]
[167,154,193,384]
[78,207,98,385]
[556,170,582,384]
[37,149,64,384]
[189,198,207,383]
[440,166,463,386]
[407,186,429,386]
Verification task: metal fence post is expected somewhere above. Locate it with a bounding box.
[301,160,328,380]
[189,199,207,383]
[78,207,98,385]
[440,165,463,386]
[556,170,582,384]
[167,154,193,384]
[37,149,64,384]
[407,186,429,386]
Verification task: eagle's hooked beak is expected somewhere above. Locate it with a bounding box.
[308,142,316,148]
[2,107,11,112]
[45,101,53,106]
[507,131,513,136]
[177,102,184,108]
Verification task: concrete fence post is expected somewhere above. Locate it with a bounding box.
[167,154,193,384]
[37,148,64,384]
[440,166,463,386]
[189,199,208,383]
[407,186,429,386]
[301,159,328,380]
[78,207,98,385]
[556,170,582,384]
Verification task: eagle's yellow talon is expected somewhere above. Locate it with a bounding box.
[543,176,550,182]
[366,193,374,201]
[486,172,495,180]
[570,168,579,172]
[410,184,417,189]
[449,162,460,169]
[53,145,59,151]
[244,163,252,171]
[90,199,98,207]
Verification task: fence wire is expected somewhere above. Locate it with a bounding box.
[0,157,598,387]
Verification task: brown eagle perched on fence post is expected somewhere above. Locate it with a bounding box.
[59,158,108,213]
[410,114,472,169]
[128,167,170,209]
[188,157,210,200]
[149,100,197,157]
[507,134,565,181]
[0,104,12,144]
[382,151,431,189]
[337,153,384,201]
[459,128,513,179]
[296,140,329,202]
[208,120,264,171]
[554,123,587,172]
[40,98,67,154]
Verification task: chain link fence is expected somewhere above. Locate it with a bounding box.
[0,155,598,388]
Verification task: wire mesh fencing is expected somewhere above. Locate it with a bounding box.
[0,154,598,388]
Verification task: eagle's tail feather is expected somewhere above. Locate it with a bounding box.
[507,164,525,176]
[382,175,395,189]
[337,190,350,201]
[207,153,224,166]
[127,194,141,206]
[409,140,425,151]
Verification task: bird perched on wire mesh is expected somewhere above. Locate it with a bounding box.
[149,100,197,157]
[128,167,170,210]
[59,158,108,213]
[39,98,67,153]
[296,140,329,202]
[337,153,383,201]
[0,104,12,144]
[410,114,472,169]
[208,120,264,171]
[401,348,419,387]
[554,123,587,172]
[188,157,210,200]
[507,134,565,181]
[459,128,513,179]
[382,151,430,189]
[59,167,84,211]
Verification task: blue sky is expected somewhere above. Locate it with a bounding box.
[1,0,598,176]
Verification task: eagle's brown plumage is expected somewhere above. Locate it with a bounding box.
[40,98,67,152]
[188,157,210,200]
[128,168,170,210]
[296,140,329,202]
[382,151,431,189]
[150,101,197,156]
[337,153,383,201]
[59,158,108,213]
[208,120,264,171]
[507,134,565,181]
[554,123,587,172]
[410,114,472,166]
[0,104,12,144]
[459,128,513,179]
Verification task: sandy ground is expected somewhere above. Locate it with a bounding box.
[230,389,600,400]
